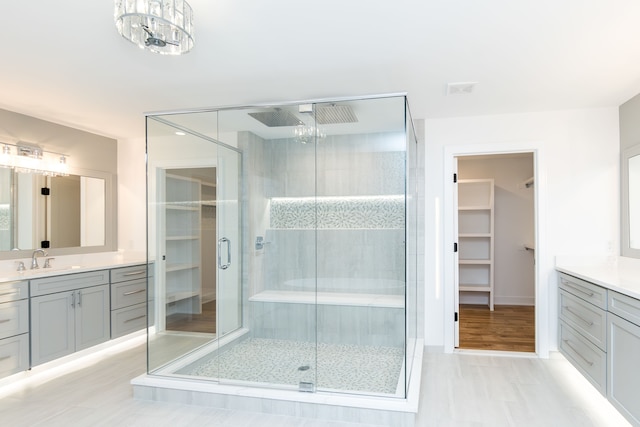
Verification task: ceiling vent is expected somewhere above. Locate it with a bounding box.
[446,82,477,95]
[315,104,358,124]
[248,109,303,127]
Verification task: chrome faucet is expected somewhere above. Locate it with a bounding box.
[31,249,48,269]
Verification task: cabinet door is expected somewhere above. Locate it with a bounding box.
[31,291,75,366]
[76,285,110,351]
[608,313,640,426]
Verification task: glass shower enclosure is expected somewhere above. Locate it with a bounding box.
[146,94,419,398]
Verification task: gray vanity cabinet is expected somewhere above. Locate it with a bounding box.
[30,270,110,366]
[607,290,640,426]
[0,280,29,378]
[558,273,607,394]
[110,265,147,338]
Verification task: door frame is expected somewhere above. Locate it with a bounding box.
[443,141,550,357]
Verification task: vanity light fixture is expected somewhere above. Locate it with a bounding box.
[114,0,195,55]
[0,142,69,177]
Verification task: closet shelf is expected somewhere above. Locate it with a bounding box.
[166,204,200,211]
[166,263,199,273]
[166,235,200,241]
[459,285,492,292]
[457,179,494,310]
[166,291,200,304]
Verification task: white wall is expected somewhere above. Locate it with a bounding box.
[425,107,620,352]
[117,137,146,253]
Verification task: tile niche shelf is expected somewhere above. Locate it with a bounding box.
[458,179,495,310]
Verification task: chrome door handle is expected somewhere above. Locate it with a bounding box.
[218,237,231,270]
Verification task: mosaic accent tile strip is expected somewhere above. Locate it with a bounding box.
[270,196,405,229]
[187,338,404,394]
[0,205,9,230]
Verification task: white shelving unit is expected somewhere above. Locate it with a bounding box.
[458,179,494,310]
[164,173,202,315]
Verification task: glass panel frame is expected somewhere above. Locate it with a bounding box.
[144,95,418,399]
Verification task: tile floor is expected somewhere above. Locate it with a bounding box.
[0,337,631,426]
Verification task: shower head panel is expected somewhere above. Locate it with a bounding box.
[248,109,303,127]
[315,104,358,124]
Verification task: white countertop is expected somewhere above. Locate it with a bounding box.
[556,256,640,300]
[0,251,148,282]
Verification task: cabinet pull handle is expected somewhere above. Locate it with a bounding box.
[561,280,595,298]
[0,291,18,297]
[0,319,10,324]
[77,290,82,307]
[122,270,145,277]
[123,289,145,296]
[0,355,10,362]
[71,292,75,308]
[563,339,594,366]
[124,315,146,323]
[562,306,595,327]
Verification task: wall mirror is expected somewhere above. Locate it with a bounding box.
[622,144,640,258]
[0,167,115,258]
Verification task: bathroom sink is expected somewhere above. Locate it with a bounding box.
[14,265,83,277]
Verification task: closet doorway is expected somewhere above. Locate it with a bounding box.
[455,153,536,352]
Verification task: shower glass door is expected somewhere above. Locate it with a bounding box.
[215,144,241,341]
[314,97,408,396]
[214,106,318,391]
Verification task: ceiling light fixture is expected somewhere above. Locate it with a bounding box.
[114,0,194,55]
[294,125,326,144]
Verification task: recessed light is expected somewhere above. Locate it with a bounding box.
[175,131,186,136]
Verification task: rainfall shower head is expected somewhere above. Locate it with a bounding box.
[248,109,303,127]
[314,104,358,125]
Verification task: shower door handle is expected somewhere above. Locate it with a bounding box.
[218,237,231,270]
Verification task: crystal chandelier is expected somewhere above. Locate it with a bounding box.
[294,125,326,144]
[114,0,194,55]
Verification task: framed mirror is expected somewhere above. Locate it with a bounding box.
[622,144,640,258]
[0,166,115,259]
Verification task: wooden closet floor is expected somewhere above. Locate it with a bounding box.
[166,300,216,334]
[459,304,535,352]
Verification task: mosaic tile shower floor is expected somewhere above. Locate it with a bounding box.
[186,338,404,394]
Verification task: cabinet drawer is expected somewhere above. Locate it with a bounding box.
[111,278,147,310]
[608,290,640,327]
[559,289,606,350]
[559,321,606,395]
[558,273,607,309]
[0,281,28,303]
[111,303,146,338]
[31,270,109,297]
[111,265,148,284]
[0,299,29,340]
[0,333,29,378]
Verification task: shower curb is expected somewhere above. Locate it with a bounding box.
[131,340,423,427]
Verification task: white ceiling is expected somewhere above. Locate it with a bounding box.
[2,0,640,141]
